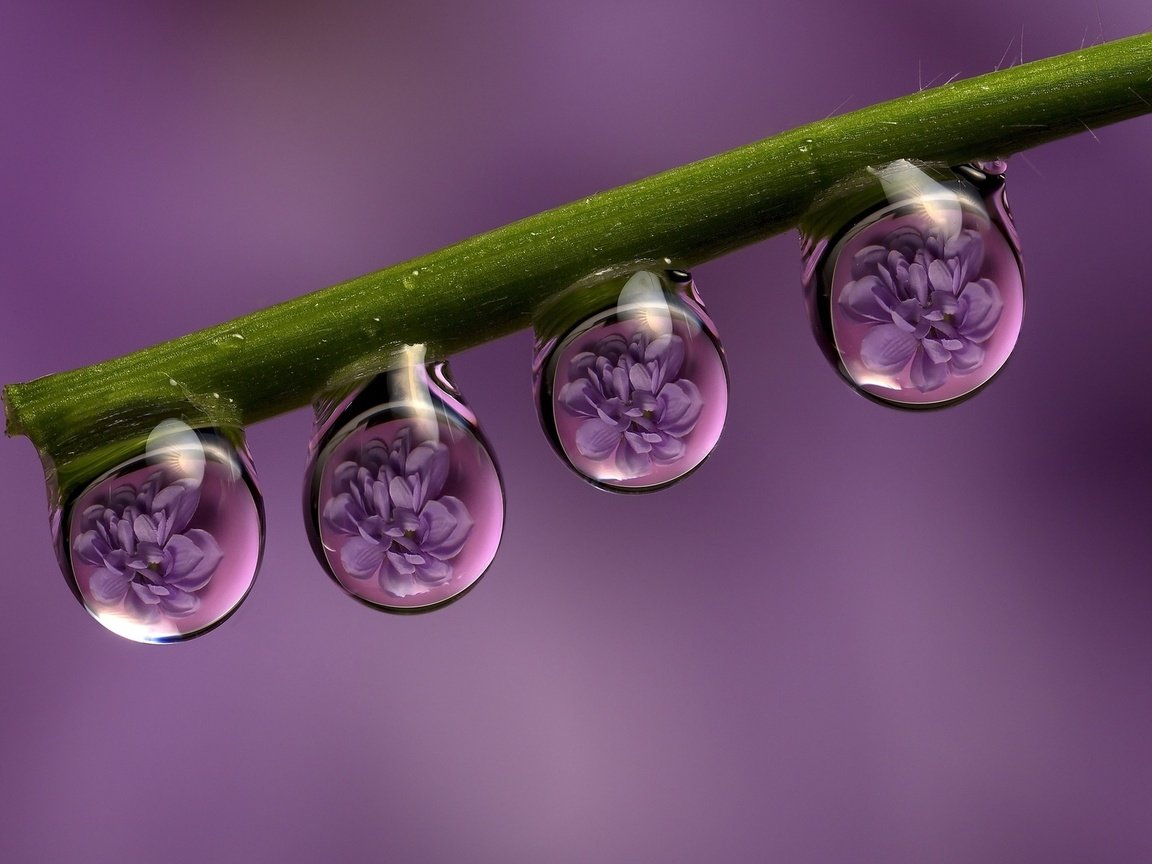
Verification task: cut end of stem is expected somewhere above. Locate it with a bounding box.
[3,384,28,440]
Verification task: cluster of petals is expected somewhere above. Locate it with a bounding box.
[324,428,473,598]
[559,331,703,477]
[839,224,1004,392]
[73,474,223,621]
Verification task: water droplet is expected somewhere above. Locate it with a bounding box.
[533,269,729,492]
[304,346,504,612]
[54,421,264,643]
[801,159,1024,408]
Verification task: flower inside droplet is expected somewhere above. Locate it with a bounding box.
[802,161,1024,408]
[60,425,263,643]
[559,330,705,478]
[535,270,728,491]
[305,359,504,612]
[827,210,1023,405]
[322,426,475,599]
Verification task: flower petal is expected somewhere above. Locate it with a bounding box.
[859,324,918,374]
[616,440,653,478]
[380,566,421,598]
[575,418,623,460]
[339,537,385,579]
[647,333,685,383]
[956,278,1003,342]
[74,530,111,567]
[610,364,631,401]
[406,441,450,503]
[624,430,653,454]
[420,496,473,560]
[166,529,223,592]
[370,479,392,522]
[909,347,949,392]
[851,244,889,275]
[928,258,956,296]
[948,340,985,373]
[152,480,200,535]
[323,493,365,536]
[133,514,158,546]
[332,460,360,490]
[590,333,629,366]
[558,379,599,418]
[117,516,137,555]
[889,299,922,333]
[158,588,200,618]
[839,276,892,323]
[122,589,161,623]
[650,435,686,463]
[944,229,984,276]
[388,476,415,512]
[130,581,164,606]
[921,338,952,364]
[656,380,703,438]
[628,360,654,394]
[386,549,416,576]
[413,557,452,586]
[163,533,203,581]
[908,263,929,304]
[89,567,130,604]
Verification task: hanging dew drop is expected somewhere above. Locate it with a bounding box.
[304,346,504,612]
[800,160,1025,408]
[54,421,264,643]
[533,269,729,492]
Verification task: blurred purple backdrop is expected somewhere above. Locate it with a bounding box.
[2,2,1151,862]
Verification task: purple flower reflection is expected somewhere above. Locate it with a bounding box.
[558,331,703,477]
[323,427,473,598]
[840,224,1004,392]
[73,474,223,621]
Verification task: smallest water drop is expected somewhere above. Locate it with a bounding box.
[533,269,729,492]
[54,421,264,643]
[304,346,504,612]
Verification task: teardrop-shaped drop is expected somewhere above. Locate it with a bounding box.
[533,269,728,492]
[304,348,504,612]
[801,159,1024,408]
[55,421,264,643]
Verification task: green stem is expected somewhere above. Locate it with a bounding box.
[6,33,1152,480]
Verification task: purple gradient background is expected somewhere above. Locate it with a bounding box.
[2,2,1150,861]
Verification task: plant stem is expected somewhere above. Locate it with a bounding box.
[6,33,1152,478]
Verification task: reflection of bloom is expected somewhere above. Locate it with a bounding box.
[73,474,223,621]
[840,224,1003,392]
[559,331,703,477]
[323,427,473,598]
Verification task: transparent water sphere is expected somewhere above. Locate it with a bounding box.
[533,269,729,492]
[801,160,1025,408]
[304,348,505,612]
[56,421,264,643]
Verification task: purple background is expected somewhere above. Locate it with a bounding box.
[2,2,1150,861]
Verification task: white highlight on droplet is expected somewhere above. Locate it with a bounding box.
[870,159,963,238]
[146,418,206,484]
[618,271,672,337]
